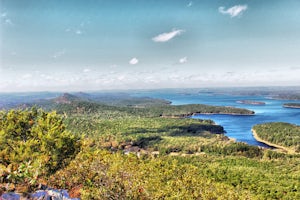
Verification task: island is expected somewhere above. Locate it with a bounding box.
[283,103,300,109]
[236,100,266,105]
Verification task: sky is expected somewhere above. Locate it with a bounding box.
[1,0,300,92]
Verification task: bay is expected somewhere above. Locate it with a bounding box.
[133,89,300,147]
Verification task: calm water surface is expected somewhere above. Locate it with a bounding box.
[133,90,300,147]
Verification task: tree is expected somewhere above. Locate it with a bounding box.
[0,108,81,184]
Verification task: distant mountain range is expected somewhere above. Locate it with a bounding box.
[0,91,171,110]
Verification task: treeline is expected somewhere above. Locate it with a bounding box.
[253,122,300,152]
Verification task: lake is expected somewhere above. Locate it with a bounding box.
[133,90,300,147]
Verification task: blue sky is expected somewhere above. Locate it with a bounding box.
[1,0,300,91]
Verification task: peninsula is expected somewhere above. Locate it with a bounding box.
[252,122,300,154]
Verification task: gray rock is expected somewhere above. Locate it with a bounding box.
[0,192,20,200]
[1,189,79,200]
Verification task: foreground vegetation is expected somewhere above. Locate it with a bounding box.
[253,122,300,153]
[0,108,81,188]
[49,148,299,200]
[1,95,300,199]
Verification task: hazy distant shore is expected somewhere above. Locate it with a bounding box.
[283,103,300,109]
[236,100,266,105]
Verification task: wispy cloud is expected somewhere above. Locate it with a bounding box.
[1,12,14,25]
[4,18,13,25]
[129,57,139,65]
[187,1,193,7]
[52,49,66,59]
[179,57,188,64]
[152,29,185,42]
[218,5,248,18]
[290,66,300,70]
[22,73,32,79]
[65,28,83,35]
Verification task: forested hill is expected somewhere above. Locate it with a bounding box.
[253,122,300,153]
[0,92,171,110]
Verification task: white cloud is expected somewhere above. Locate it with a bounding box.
[187,1,193,7]
[218,5,248,18]
[1,12,14,25]
[179,57,188,64]
[83,68,91,73]
[129,57,139,65]
[75,30,82,35]
[5,19,13,25]
[152,29,185,42]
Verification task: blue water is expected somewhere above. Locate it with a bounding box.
[132,90,300,147]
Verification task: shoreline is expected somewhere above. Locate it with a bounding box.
[251,129,295,153]
[194,112,255,116]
